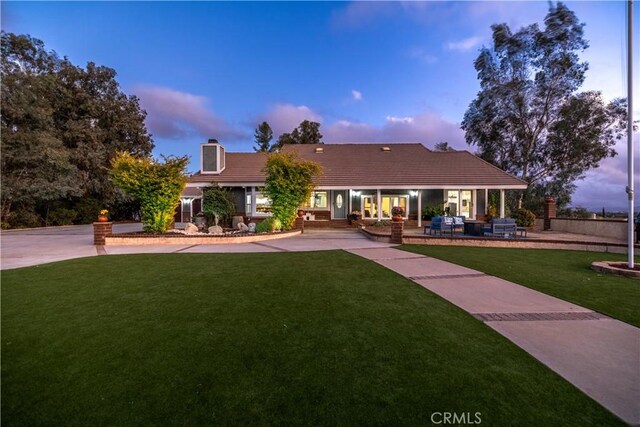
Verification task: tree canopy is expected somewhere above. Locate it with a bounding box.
[461,2,627,211]
[253,121,273,152]
[1,32,154,227]
[272,120,323,152]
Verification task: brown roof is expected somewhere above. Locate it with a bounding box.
[188,143,526,188]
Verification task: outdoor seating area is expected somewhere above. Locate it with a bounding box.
[482,218,528,238]
[424,216,527,238]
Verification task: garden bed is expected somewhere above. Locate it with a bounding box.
[104,229,301,245]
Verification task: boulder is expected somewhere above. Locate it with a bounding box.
[237,222,249,232]
[248,222,256,232]
[208,225,223,235]
[232,216,245,229]
[184,223,199,234]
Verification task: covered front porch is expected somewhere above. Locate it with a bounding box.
[306,187,515,227]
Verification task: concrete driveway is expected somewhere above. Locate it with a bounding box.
[1,225,392,270]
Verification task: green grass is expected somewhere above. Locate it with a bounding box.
[400,245,640,327]
[1,252,623,425]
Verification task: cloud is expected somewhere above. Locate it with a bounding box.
[351,90,363,101]
[409,47,438,64]
[571,133,640,211]
[255,103,323,137]
[323,111,466,148]
[445,36,484,52]
[330,1,398,29]
[134,85,244,141]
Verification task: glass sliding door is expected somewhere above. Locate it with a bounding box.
[362,196,377,219]
[445,190,474,219]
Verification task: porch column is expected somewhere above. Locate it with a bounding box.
[348,189,352,214]
[485,189,489,215]
[376,189,382,221]
[417,190,422,228]
[499,189,505,218]
[251,186,256,217]
[471,190,477,220]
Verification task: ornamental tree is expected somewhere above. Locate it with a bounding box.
[110,152,188,233]
[263,152,322,229]
[461,2,627,210]
[202,186,236,227]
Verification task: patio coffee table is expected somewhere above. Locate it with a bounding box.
[463,220,486,236]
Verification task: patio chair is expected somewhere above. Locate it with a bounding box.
[426,216,454,236]
[452,216,465,234]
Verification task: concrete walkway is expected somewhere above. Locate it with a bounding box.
[0,226,393,270]
[347,247,640,425]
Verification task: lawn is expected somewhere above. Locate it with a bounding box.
[400,245,640,327]
[1,252,622,425]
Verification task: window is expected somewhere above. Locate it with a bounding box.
[302,191,328,209]
[381,196,408,218]
[245,194,252,215]
[255,192,272,214]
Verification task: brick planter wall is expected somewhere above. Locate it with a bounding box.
[93,222,112,245]
[390,220,404,244]
[294,217,304,232]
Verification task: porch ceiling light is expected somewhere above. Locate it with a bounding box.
[410,191,418,197]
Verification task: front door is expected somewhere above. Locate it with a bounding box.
[332,190,347,219]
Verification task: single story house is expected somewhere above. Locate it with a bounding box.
[178,139,527,227]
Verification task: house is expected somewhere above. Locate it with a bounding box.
[177,139,527,227]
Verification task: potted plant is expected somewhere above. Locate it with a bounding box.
[98,209,109,222]
[297,209,305,218]
[347,210,362,224]
[391,206,405,222]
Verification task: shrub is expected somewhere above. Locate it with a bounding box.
[422,203,444,220]
[111,152,189,233]
[263,152,322,230]
[8,210,42,228]
[202,186,235,227]
[512,208,536,227]
[48,208,77,226]
[255,217,282,233]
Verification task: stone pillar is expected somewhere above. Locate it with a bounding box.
[294,216,304,233]
[93,222,112,245]
[390,220,404,244]
[543,197,556,231]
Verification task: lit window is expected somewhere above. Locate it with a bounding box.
[302,191,328,209]
[381,196,408,218]
[255,192,272,214]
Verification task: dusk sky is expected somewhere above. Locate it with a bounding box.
[2,1,638,210]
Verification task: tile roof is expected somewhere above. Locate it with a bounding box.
[188,143,527,188]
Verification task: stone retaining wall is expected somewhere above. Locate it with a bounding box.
[547,218,629,241]
[105,229,301,245]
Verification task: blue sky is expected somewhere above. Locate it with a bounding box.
[2,1,638,210]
